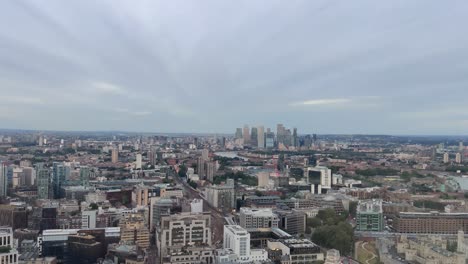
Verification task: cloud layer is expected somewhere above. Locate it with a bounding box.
[1,0,468,134]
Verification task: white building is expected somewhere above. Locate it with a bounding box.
[136,153,142,169]
[239,207,279,229]
[0,227,17,264]
[81,210,97,229]
[217,225,268,263]
[456,153,462,164]
[444,152,449,163]
[191,199,203,214]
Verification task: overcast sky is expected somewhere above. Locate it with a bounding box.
[1,0,467,135]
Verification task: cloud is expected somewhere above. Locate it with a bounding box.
[110,108,151,116]
[0,96,44,105]
[291,98,351,106]
[91,82,126,95]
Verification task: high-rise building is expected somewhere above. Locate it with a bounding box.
[0,205,28,230]
[356,199,384,232]
[0,227,18,264]
[157,212,212,258]
[292,128,298,147]
[443,152,449,163]
[456,152,462,164]
[148,151,156,166]
[235,128,243,139]
[243,125,250,145]
[201,149,209,161]
[460,142,464,151]
[37,168,51,199]
[197,157,206,179]
[250,127,258,147]
[136,153,142,169]
[277,210,307,235]
[257,126,265,149]
[0,163,7,197]
[206,161,217,182]
[239,208,279,229]
[53,163,68,198]
[79,166,90,187]
[257,172,269,187]
[111,148,119,163]
[265,131,275,149]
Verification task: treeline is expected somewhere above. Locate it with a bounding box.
[213,171,257,186]
[356,168,399,177]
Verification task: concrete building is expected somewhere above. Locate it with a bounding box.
[395,212,468,234]
[0,163,7,197]
[119,213,150,249]
[235,128,243,139]
[135,153,142,169]
[190,199,203,214]
[324,249,340,264]
[239,208,279,229]
[455,152,462,164]
[201,149,209,161]
[443,152,449,163]
[243,125,250,145]
[197,157,206,179]
[111,148,119,163]
[305,166,332,193]
[397,235,465,264]
[0,205,28,230]
[81,210,97,229]
[217,225,268,263]
[205,161,217,182]
[277,210,307,235]
[267,239,324,264]
[356,199,384,232]
[0,227,18,264]
[205,183,235,210]
[257,172,270,188]
[157,212,212,258]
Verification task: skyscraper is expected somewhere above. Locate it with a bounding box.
[460,142,464,151]
[111,148,119,163]
[243,125,250,144]
[293,128,298,147]
[136,153,142,169]
[235,128,243,139]
[0,163,7,197]
[79,166,90,187]
[456,153,462,164]
[250,127,258,147]
[37,168,50,199]
[257,126,265,149]
[201,149,209,161]
[53,162,67,198]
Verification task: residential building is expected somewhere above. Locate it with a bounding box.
[257,126,265,149]
[0,227,18,264]
[0,162,7,197]
[443,152,449,163]
[120,213,150,249]
[395,212,468,234]
[205,183,235,210]
[456,152,462,164]
[111,148,119,163]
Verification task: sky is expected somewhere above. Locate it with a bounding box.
[1,0,468,135]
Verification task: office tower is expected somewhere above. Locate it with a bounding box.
[120,213,150,249]
[111,148,119,163]
[456,152,462,164]
[276,124,285,145]
[206,161,217,182]
[460,142,464,151]
[305,166,332,194]
[235,128,243,139]
[201,149,209,161]
[79,166,90,187]
[0,163,7,197]
[197,157,206,179]
[53,163,67,198]
[205,184,235,210]
[136,153,142,169]
[265,131,275,149]
[313,134,317,142]
[277,210,307,235]
[293,128,298,147]
[239,208,279,229]
[0,227,18,264]
[157,212,212,258]
[37,168,51,199]
[22,167,35,186]
[250,127,258,147]
[81,210,97,229]
[150,198,175,229]
[257,126,265,149]
[221,137,226,149]
[356,199,384,232]
[443,152,449,163]
[243,125,250,144]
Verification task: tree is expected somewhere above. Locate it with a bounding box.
[89,203,98,210]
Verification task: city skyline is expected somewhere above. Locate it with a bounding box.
[1,1,468,134]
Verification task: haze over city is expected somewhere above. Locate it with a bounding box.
[1,0,468,134]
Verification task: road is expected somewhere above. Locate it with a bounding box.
[355,230,467,239]
[170,169,226,244]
